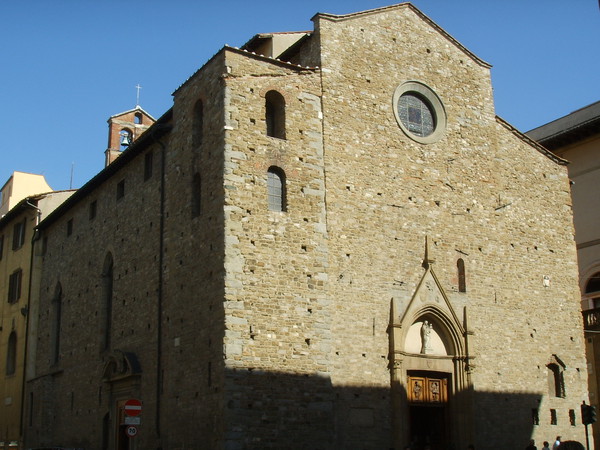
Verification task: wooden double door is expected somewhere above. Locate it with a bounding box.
[407,373,449,450]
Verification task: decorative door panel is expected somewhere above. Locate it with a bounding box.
[408,376,447,404]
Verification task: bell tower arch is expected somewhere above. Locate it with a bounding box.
[105,105,155,166]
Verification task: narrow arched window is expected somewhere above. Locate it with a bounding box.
[267,167,286,212]
[134,112,142,124]
[192,173,202,218]
[265,91,286,139]
[51,283,62,364]
[548,361,566,398]
[193,100,204,148]
[457,258,466,293]
[6,332,16,376]
[101,253,114,351]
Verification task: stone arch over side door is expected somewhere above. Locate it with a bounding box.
[389,256,473,449]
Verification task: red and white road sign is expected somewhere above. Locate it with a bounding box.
[126,425,138,438]
[124,398,142,417]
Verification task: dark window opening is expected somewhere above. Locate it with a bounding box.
[116,180,125,200]
[457,258,466,292]
[586,272,600,308]
[532,408,539,425]
[193,100,204,148]
[89,201,97,220]
[265,90,286,139]
[6,332,16,375]
[134,113,142,125]
[12,218,26,250]
[548,362,566,398]
[586,272,600,294]
[569,409,576,426]
[0,235,4,260]
[67,219,73,236]
[144,152,153,181]
[8,269,22,303]
[192,173,202,218]
[550,409,557,425]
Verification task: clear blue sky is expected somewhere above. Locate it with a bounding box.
[1,0,598,191]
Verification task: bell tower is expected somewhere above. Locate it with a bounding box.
[105,105,155,167]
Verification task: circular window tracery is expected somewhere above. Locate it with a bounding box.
[393,81,446,144]
[397,93,435,137]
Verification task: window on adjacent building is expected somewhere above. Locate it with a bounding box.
[6,332,16,376]
[457,258,466,293]
[101,253,114,351]
[267,167,286,212]
[7,269,22,303]
[144,151,153,181]
[585,272,600,309]
[51,283,62,365]
[12,218,26,250]
[193,100,204,148]
[192,173,202,218]
[265,90,286,139]
[67,219,73,237]
[0,235,4,260]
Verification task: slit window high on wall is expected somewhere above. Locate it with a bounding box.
[457,258,466,293]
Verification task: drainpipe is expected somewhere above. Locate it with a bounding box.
[149,126,169,445]
[20,199,42,445]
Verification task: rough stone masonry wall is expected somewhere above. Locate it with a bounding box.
[27,140,165,449]
[220,50,335,448]
[161,51,229,449]
[313,6,588,449]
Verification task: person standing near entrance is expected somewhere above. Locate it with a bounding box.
[526,439,537,450]
[542,441,550,450]
[553,436,561,449]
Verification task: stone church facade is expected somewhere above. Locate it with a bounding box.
[24,4,589,449]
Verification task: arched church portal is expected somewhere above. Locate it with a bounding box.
[389,261,471,450]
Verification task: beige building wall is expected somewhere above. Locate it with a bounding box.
[0,188,72,450]
[0,173,52,217]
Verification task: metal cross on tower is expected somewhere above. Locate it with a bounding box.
[135,84,142,107]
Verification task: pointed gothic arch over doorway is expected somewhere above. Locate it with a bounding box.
[389,239,473,450]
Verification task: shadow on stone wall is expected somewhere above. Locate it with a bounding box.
[220,368,548,450]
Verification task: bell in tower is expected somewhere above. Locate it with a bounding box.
[104,105,156,167]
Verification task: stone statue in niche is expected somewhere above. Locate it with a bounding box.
[421,320,433,354]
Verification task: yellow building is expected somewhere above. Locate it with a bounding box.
[0,173,72,449]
